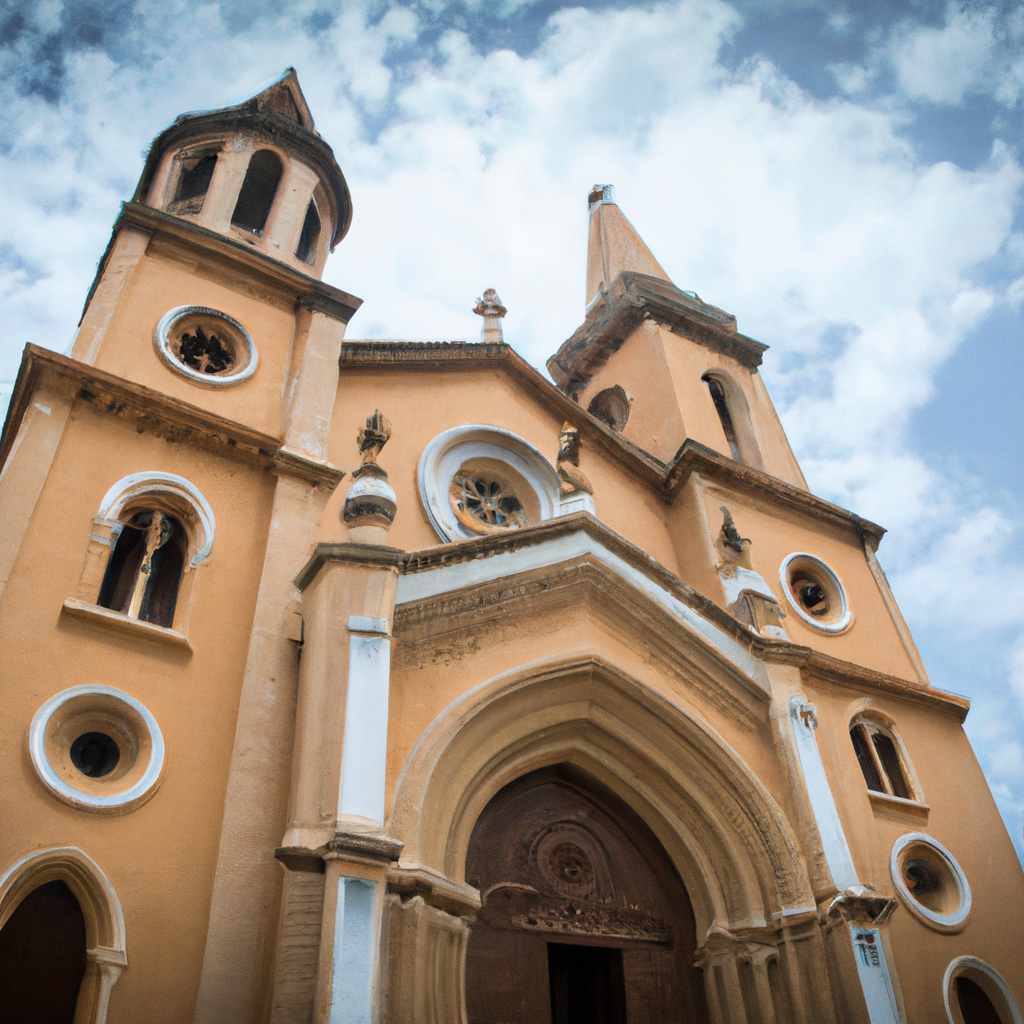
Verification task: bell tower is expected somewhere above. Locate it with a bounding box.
[68,69,359,460]
[548,185,806,487]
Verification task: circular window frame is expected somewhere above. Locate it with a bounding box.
[779,552,853,633]
[891,832,972,933]
[154,305,258,387]
[943,957,1022,1024]
[29,685,166,814]
[418,425,561,542]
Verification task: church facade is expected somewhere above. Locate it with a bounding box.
[0,71,1022,1024]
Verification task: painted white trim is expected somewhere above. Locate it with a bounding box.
[417,424,561,542]
[29,685,166,812]
[787,696,860,891]
[890,833,972,931]
[779,552,852,633]
[154,305,258,387]
[849,926,902,1024]
[338,632,392,824]
[98,471,215,567]
[943,956,1023,1024]
[396,527,769,688]
[328,877,377,1024]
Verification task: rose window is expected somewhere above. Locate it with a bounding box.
[450,473,528,533]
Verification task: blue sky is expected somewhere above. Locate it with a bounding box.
[2,0,1024,861]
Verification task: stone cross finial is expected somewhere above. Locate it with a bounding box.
[473,288,506,344]
[357,410,392,465]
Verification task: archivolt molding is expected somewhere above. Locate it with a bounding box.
[0,847,127,1024]
[97,471,215,567]
[387,654,815,938]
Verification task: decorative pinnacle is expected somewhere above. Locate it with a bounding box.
[588,184,614,208]
[719,506,750,553]
[357,410,392,466]
[473,288,506,344]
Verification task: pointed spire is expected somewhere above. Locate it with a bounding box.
[586,185,672,308]
[253,68,317,132]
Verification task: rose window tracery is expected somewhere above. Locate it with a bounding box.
[450,473,528,533]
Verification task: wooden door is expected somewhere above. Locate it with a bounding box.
[465,765,708,1024]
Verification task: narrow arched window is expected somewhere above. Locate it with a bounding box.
[850,717,914,800]
[702,374,742,461]
[296,199,321,264]
[170,152,218,216]
[97,509,187,628]
[0,881,87,1024]
[232,150,283,235]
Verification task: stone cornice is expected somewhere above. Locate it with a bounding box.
[0,345,345,488]
[394,513,967,719]
[294,541,405,591]
[666,439,887,541]
[98,203,363,325]
[337,341,886,545]
[546,271,768,393]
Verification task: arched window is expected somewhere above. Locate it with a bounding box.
[232,150,283,235]
[97,510,187,628]
[0,880,87,1024]
[702,373,742,461]
[296,198,321,264]
[0,847,127,1024]
[169,151,218,216]
[850,716,915,800]
[944,957,1022,1024]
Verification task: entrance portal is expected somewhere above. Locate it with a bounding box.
[464,765,707,1023]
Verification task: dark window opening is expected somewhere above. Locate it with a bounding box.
[0,881,87,1024]
[850,722,913,800]
[956,976,1004,1024]
[98,510,186,628]
[702,374,742,461]
[169,153,218,216]
[296,199,321,264]
[548,943,627,1024]
[70,732,120,778]
[231,150,283,235]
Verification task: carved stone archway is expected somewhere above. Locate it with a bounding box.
[383,655,837,1024]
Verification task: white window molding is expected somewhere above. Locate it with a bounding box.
[29,685,166,814]
[943,956,1022,1024]
[98,471,215,568]
[890,832,971,932]
[154,305,258,387]
[418,425,562,543]
[0,846,127,1024]
[779,552,852,633]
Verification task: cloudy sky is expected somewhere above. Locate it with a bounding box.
[2,0,1023,860]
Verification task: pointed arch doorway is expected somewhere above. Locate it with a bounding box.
[464,764,708,1023]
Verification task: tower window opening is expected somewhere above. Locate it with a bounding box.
[850,719,912,800]
[170,152,218,216]
[97,509,186,628]
[231,149,283,235]
[178,324,234,375]
[296,199,321,264]
[702,374,742,461]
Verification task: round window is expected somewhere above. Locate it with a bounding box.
[449,460,533,535]
[29,685,165,813]
[419,426,560,542]
[779,553,852,633]
[155,305,258,387]
[891,833,972,932]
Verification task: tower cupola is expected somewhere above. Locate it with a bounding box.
[133,69,351,278]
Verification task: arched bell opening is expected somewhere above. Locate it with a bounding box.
[464,763,709,1024]
[0,880,87,1023]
